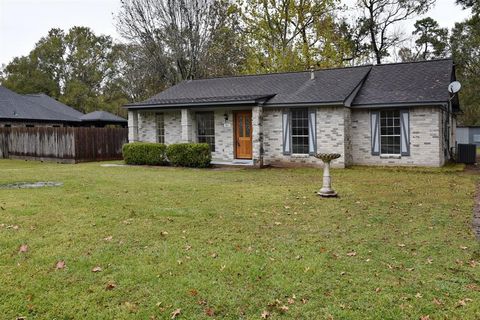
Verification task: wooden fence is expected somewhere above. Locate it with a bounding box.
[0,127,128,163]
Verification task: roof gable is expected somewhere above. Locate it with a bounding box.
[352,59,453,106]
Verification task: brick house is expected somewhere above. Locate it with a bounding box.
[124,59,459,168]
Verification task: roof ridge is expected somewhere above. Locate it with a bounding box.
[184,64,373,82]
[371,58,453,68]
[178,58,452,82]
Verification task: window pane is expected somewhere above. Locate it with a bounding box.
[291,108,310,154]
[379,110,400,155]
[239,115,243,137]
[197,112,215,152]
[156,113,164,144]
[245,117,251,137]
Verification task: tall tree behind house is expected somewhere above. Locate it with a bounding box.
[355,0,435,64]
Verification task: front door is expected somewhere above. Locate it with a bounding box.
[234,111,252,159]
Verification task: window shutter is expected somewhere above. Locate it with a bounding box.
[282,110,291,155]
[371,111,380,155]
[308,108,317,155]
[400,109,410,156]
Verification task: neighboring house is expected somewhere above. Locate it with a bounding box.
[124,59,459,168]
[457,126,480,146]
[0,86,127,128]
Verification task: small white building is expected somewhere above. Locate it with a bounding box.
[124,59,459,168]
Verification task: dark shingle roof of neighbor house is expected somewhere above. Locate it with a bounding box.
[81,111,128,123]
[0,86,80,122]
[24,93,85,119]
[125,59,456,109]
[0,86,126,123]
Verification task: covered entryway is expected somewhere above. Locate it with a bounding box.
[234,111,252,159]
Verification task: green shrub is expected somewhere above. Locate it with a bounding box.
[166,143,212,168]
[122,142,167,165]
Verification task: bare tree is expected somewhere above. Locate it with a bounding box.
[116,0,242,89]
[356,0,435,64]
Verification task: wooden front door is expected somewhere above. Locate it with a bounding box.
[234,111,252,159]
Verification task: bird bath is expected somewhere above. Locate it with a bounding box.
[314,153,341,197]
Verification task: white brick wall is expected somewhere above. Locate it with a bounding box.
[136,111,183,144]
[213,109,234,161]
[350,107,443,167]
[165,111,182,144]
[263,107,347,168]
[130,106,448,168]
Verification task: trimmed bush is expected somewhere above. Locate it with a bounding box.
[166,143,212,168]
[122,142,167,165]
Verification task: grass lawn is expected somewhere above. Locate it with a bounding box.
[0,160,479,319]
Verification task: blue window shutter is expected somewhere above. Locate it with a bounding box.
[308,108,317,155]
[282,110,291,155]
[371,111,380,155]
[400,109,410,156]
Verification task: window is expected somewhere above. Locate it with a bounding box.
[156,113,165,143]
[4,124,11,128]
[380,110,401,155]
[197,112,215,151]
[291,108,309,154]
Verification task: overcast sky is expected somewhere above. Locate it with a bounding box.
[0,0,472,66]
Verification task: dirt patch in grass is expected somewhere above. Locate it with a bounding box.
[0,181,63,189]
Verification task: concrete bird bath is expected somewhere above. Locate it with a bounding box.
[314,153,341,197]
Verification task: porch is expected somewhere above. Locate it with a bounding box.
[128,106,265,167]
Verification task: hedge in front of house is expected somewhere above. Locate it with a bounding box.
[122,142,167,165]
[166,143,212,168]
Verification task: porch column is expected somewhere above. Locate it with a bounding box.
[128,110,138,142]
[252,106,264,167]
[181,108,194,142]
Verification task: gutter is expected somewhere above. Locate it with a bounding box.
[352,101,448,109]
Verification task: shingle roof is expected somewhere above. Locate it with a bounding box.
[0,86,80,122]
[24,93,85,119]
[125,59,455,109]
[0,86,127,124]
[352,59,454,106]
[80,111,126,123]
[126,66,372,108]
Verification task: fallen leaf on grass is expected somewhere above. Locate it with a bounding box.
[55,260,66,270]
[456,298,472,307]
[433,297,443,306]
[106,282,116,290]
[287,297,295,304]
[19,244,28,253]
[420,316,430,320]
[375,287,382,293]
[210,252,218,258]
[261,310,270,318]
[460,246,468,250]
[92,266,102,273]
[278,305,289,313]
[171,308,181,319]
[204,307,215,316]
[188,289,198,296]
[415,293,423,299]
[104,236,113,241]
[398,243,406,247]
[160,231,169,236]
[346,251,357,257]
